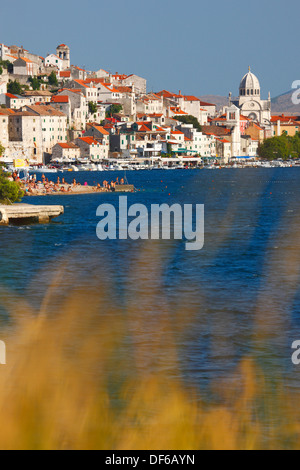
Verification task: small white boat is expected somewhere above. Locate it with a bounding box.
[29,166,58,173]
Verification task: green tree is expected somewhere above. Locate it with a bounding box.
[0,169,24,205]
[257,134,300,160]
[48,71,58,87]
[0,66,2,76]
[166,143,172,155]
[0,142,4,157]
[106,104,123,118]
[29,76,41,91]
[7,80,22,95]
[173,115,202,132]
[0,60,13,73]
[88,101,97,115]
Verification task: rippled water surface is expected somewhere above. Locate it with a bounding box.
[1,167,300,393]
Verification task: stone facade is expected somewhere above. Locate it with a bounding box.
[56,44,70,70]
[6,105,67,163]
[52,142,80,161]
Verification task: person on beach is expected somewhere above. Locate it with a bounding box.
[96,183,102,191]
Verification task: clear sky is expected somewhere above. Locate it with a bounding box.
[1,0,299,98]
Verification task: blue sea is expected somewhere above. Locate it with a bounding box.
[1,167,300,395]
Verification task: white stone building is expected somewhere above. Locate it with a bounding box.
[52,142,80,161]
[121,74,147,95]
[5,93,30,109]
[0,44,9,60]
[13,57,38,76]
[22,90,53,104]
[74,136,108,161]
[56,44,70,70]
[45,54,64,71]
[0,81,7,105]
[7,105,67,163]
[97,82,124,102]
[136,93,164,115]
[0,109,14,151]
[55,89,88,131]
[230,68,271,130]
[177,124,217,158]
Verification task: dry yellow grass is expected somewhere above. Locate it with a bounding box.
[0,242,298,450]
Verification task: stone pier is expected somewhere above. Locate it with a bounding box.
[0,204,64,225]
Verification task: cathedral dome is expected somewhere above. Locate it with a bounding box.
[239,68,260,97]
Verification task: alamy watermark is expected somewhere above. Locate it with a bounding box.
[291,341,300,365]
[291,81,300,105]
[0,341,6,365]
[96,196,204,251]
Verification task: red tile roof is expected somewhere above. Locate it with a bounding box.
[6,93,18,99]
[51,95,69,103]
[271,115,300,124]
[184,96,200,102]
[200,101,216,107]
[170,107,188,115]
[73,79,94,88]
[57,143,79,149]
[112,74,128,80]
[78,137,99,145]
[59,71,71,78]
[138,124,151,132]
[156,90,177,98]
[0,108,15,115]
[91,125,109,135]
[84,78,106,84]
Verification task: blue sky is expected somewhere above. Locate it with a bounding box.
[1,0,299,98]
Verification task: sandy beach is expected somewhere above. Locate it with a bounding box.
[25,184,106,196]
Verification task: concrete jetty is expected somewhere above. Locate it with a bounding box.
[0,203,64,225]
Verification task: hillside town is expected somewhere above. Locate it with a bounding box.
[0,42,299,168]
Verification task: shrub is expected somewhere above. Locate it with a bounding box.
[0,171,24,205]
